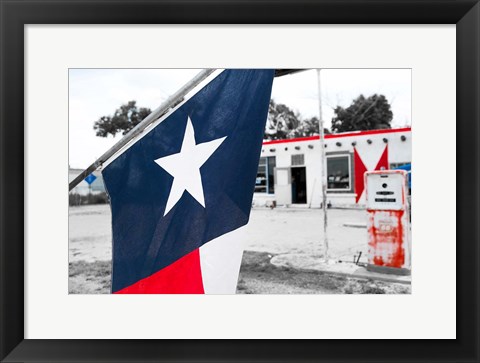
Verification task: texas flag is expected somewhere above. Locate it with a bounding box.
[102,69,275,294]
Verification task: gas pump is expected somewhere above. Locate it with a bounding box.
[365,170,411,275]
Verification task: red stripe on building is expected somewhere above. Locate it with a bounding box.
[262,127,411,145]
[375,144,389,171]
[354,147,368,204]
[114,249,205,294]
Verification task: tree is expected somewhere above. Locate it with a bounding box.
[93,101,152,137]
[264,100,302,140]
[293,116,330,138]
[264,100,331,140]
[331,94,393,133]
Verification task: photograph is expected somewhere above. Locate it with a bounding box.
[69,68,412,295]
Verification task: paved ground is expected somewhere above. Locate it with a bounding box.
[69,205,112,263]
[69,204,369,264]
[244,206,368,263]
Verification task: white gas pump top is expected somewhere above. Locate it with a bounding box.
[365,170,407,210]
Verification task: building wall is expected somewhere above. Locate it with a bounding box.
[254,128,411,208]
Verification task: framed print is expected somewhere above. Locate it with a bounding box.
[1,0,479,362]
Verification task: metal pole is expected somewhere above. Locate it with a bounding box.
[316,69,329,263]
[69,68,217,191]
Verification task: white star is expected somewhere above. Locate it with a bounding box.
[154,117,227,216]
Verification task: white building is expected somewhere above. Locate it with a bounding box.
[254,127,411,208]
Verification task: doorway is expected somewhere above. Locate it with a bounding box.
[291,167,307,204]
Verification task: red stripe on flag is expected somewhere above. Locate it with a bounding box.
[354,147,368,203]
[114,249,205,294]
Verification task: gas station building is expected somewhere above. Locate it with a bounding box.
[253,127,412,208]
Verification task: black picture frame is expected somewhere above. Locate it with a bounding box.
[1,1,478,362]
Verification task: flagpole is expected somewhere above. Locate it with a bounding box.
[69,68,217,191]
[316,69,329,263]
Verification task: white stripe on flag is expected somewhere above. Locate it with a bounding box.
[199,226,245,294]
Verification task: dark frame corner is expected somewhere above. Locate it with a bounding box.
[1,1,479,362]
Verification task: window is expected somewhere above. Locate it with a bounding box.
[256,158,267,193]
[291,154,304,166]
[390,162,409,169]
[256,156,276,194]
[327,155,351,190]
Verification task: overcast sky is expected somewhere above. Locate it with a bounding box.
[69,68,411,169]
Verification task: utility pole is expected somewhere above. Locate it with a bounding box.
[316,69,329,263]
